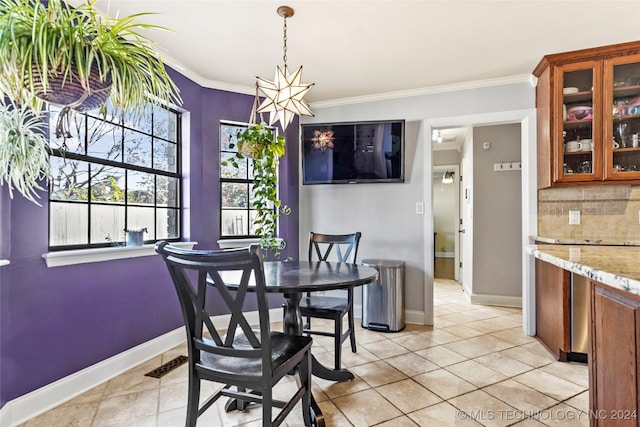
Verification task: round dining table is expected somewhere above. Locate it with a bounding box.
[222,260,378,426]
[256,260,379,381]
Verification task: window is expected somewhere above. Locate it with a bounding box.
[219,121,256,238]
[48,103,181,250]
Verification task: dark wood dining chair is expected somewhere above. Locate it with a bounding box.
[299,232,362,371]
[155,242,313,427]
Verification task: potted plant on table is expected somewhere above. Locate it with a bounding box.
[222,122,290,257]
[0,0,181,203]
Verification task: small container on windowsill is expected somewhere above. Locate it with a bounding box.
[125,228,148,246]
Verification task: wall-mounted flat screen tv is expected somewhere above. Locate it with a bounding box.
[301,120,405,184]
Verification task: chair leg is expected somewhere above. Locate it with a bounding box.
[348,309,357,353]
[304,315,311,333]
[262,387,272,427]
[334,317,342,370]
[301,351,313,427]
[185,376,200,427]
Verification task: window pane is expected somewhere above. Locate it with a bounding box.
[49,202,88,246]
[90,204,125,244]
[48,107,86,154]
[220,123,245,151]
[221,182,248,208]
[86,99,122,124]
[221,153,248,179]
[91,165,125,203]
[249,210,258,235]
[127,206,154,238]
[157,208,180,239]
[127,170,155,205]
[50,158,89,201]
[153,105,177,142]
[124,129,152,167]
[86,117,122,162]
[154,139,177,172]
[221,209,248,236]
[156,176,179,207]
[123,104,152,133]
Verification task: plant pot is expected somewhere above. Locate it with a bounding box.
[27,62,112,112]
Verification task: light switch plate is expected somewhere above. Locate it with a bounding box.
[415,202,424,215]
[569,210,581,225]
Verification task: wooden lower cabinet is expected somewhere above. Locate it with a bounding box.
[535,259,571,360]
[589,280,640,427]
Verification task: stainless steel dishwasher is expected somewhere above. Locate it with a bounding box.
[570,273,589,362]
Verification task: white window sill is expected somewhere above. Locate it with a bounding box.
[42,241,198,268]
[217,238,284,249]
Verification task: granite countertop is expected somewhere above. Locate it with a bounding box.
[527,244,640,296]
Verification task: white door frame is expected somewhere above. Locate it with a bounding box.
[423,109,537,336]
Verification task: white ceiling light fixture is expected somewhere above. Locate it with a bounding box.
[255,6,314,130]
[442,171,454,184]
[432,129,443,143]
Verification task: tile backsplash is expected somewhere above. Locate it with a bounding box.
[538,185,640,244]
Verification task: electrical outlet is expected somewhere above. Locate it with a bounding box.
[569,210,581,225]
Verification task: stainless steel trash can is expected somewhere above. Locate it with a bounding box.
[361,259,405,332]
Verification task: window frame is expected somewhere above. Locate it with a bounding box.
[47,103,183,251]
[219,120,280,241]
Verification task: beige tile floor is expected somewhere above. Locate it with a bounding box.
[20,279,589,426]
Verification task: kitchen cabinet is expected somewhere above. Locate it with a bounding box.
[535,259,570,360]
[589,280,640,427]
[534,41,640,189]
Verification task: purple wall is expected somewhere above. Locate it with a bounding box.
[0,68,300,407]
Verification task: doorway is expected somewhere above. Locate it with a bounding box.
[423,109,537,336]
[432,164,460,281]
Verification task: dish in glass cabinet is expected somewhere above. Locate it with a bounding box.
[567,105,592,121]
[563,87,579,95]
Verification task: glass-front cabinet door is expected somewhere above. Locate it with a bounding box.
[555,60,602,182]
[603,54,640,180]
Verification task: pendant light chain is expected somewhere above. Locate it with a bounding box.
[282,15,288,69]
[255,5,314,130]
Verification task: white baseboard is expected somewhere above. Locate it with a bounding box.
[0,308,280,427]
[405,310,426,325]
[0,305,432,426]
[468,293,522,308]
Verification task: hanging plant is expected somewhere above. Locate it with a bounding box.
[0,101,50,205]
[0,0,181,205]
[0,0,181,137]
[222,121,290,257]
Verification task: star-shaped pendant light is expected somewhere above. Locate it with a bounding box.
[256,6,314,130]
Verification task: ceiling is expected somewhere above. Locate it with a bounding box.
[77,1,639,108]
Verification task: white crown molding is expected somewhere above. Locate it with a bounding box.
[308,74,533,109]
[160,48,530,108]
[161,47,534,110]
[162,53,255,96]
